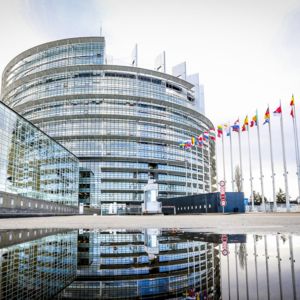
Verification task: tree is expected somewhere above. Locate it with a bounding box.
[234,165,242,192]
[276,188,286,203]
[253,190,267,205]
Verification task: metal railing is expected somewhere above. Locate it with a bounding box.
[246,203,300,213]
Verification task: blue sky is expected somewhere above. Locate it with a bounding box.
[1,0,300,200]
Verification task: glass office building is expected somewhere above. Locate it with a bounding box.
[0,101,79,206]
[1,37,216,208]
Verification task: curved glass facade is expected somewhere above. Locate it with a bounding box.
[1,37,216,208]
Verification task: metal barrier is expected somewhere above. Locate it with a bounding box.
[246,204,300,213]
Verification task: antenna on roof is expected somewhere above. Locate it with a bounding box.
[131,44,138,67]
[154,51,166,73]
[100,24,103,37]
[172,62,186,80]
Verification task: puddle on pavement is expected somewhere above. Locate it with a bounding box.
[0,228,299,299]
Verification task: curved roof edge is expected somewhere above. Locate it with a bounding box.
[2,36,195,91]
[3,36,105,74]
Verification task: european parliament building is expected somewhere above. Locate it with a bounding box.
[0,37,216,210]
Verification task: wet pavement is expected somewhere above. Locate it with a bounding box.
[0,213,300,234]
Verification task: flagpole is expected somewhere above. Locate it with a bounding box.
[267,109,276,210]
[292,103,300,200]
[264,235,271,300]
[253,235,259,300]
[289,235,297,300]
[229,126,235,191]
[208,140,212,192]
[247,128,254,210]
[238,126,244,192]
[212,134,218,193]
[222,132,226,183]
[256,110,265,211]
[276,235,283,299]
[190,148,193,195]
[279,101,290,211]
[234,244,240,299]
[184,150,188,195]
[244,243,249,300]
[196,144,199,194]
[201,143,205,193]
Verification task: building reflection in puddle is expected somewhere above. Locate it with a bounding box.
[58,229,225,299]
[0,229,299,299]
[0,229,77,300]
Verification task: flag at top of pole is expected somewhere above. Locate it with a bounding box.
[191,136,196,146]
[224,124,231,136]
[179,140,192,149]
[242,115,249,132]
[217,125,223,137]
[273,105,282,116]
[197,134,204,147]
[290,94,295,106]
[232,119,240,132]
[250,113,258,127]
[263,107,270,125]
[209,129,216,141]
[203,131,209,141]
[290,94,295,118]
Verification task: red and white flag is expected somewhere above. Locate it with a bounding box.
[273,105,282,116]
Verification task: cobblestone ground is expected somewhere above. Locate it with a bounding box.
[0,213,300,234]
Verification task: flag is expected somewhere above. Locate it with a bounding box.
[263,108,270,125]
[179,141,187,148]
[273,105,282,116]
[191,137,196,146]
[224,124,230,136]
[242,116,248,132]
[250,114,257,127]
[203,131,209,141]
[184,141,192,149]
[232,119,240,132]
[290,94,295,106]
[217,125,223,137]
[197,135,203,147]
[179,140,192,149]
[290,95,295,118]
[209,129,216,141]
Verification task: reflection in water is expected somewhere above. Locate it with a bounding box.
[220,234,300,300]
[0,230,299,299]
[58,229,222,299]
[238,243,246,270]
[0,229,77,300]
